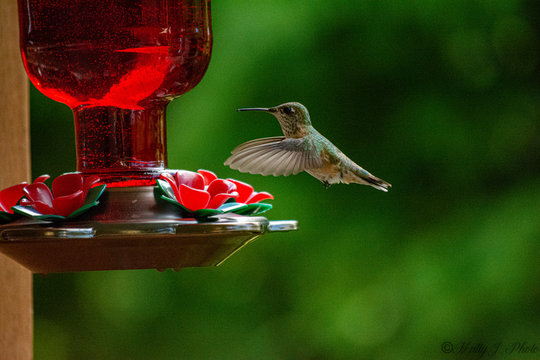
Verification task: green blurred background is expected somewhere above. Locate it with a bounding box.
[30,0,540,359]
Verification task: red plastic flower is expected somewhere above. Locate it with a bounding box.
[20,173,100,217]
[157,169,274,218]
[227,179,274,204]
[0,175,49,214]
[158,170,239,212]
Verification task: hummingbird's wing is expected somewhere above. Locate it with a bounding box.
[225,136,323,176]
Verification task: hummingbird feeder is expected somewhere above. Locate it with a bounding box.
[0,0,297,274]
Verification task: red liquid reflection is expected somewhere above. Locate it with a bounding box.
[18,0,212,186]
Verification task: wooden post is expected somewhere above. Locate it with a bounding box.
[0,1,33,360]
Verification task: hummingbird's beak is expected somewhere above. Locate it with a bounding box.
[236,107,273,112]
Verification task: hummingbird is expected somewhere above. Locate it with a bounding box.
[224,102,391,192]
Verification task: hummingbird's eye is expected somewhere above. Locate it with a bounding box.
[283,106,294,115]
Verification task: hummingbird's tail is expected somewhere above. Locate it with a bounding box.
[361,173,392,192]
[343,160,392,192]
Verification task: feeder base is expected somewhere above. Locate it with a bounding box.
[0,187,297,273]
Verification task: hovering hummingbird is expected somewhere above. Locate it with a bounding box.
[224,102,391,191]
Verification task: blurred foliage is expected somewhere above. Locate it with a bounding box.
[29,0,540,359]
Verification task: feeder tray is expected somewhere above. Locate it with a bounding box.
[0,187,297,273]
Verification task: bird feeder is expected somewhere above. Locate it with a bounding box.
[0,0,297,274]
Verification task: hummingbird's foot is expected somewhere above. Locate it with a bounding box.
[323,181,330,189]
